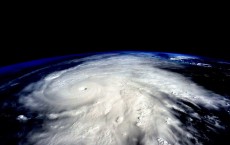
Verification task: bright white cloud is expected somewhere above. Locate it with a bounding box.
[19,54,229,145]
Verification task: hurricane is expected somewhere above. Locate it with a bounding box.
[14,53,230,145]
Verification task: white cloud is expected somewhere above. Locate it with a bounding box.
[19,54,229,145]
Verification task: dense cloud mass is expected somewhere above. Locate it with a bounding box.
[19,54,229,145]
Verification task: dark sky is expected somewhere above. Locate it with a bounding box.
[2,33,229,67]
[2,14,230,66]
[2,3,230,67]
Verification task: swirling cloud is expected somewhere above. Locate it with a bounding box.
[19,54,229,145]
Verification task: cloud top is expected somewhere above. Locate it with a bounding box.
[19,54,229,145]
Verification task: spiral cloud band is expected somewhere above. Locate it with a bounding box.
[20,54,229,145]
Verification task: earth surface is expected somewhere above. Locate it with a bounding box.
[0,51,230,145]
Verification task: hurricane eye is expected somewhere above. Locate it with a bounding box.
[79,87,87,91]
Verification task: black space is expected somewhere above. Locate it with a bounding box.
[3,37,228,67]
[2,10,230,66]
